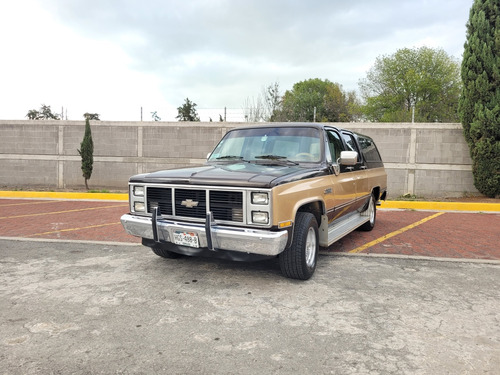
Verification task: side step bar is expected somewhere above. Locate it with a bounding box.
[320,211,370,247]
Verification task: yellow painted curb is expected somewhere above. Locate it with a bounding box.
[380,200,500,212]
[0,191,128,201]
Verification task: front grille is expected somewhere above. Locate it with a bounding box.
[146,187,173,215]
[210,191,243,222]
[175,189,207,219]
[146,187,244,223]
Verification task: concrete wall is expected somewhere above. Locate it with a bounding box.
[0,120,477,198]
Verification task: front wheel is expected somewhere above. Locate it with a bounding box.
[151,243,182,259]
[279,212,318,280]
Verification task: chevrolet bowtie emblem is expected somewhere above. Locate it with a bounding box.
[181,199,199,208]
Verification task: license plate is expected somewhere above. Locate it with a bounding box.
[173,231,199,248]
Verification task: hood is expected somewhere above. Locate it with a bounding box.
[129,162,328,188]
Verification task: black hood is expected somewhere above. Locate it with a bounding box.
[129,162,328,188]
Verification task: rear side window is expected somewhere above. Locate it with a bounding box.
[357,135,383,166]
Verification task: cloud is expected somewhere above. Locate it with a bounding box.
[1,0,471,120]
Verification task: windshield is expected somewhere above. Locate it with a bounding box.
[208,127,322,164]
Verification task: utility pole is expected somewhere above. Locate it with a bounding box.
[410,95,416,124]
[313,107,316,122]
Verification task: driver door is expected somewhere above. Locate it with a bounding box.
[323,129,358,223]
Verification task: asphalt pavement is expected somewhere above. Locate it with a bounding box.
[1,239,499,374]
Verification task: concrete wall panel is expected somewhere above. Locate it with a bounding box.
[0,123,58,155]
[0,120,479,198]
[0,159,58,187]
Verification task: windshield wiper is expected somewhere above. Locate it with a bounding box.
[216,155,243,160]
[253,155,298,165]
[255,154,286,160]
[213,155,249,163]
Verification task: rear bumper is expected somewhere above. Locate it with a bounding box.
[120,213,288,256]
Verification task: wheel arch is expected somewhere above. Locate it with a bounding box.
[371,186,387,204]
[285,199,324,249]
[297,200,324,227]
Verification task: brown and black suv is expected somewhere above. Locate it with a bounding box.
[121,123,387,280]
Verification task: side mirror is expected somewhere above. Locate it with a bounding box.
[339,151,358,166]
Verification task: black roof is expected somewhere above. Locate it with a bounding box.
[228,122,348,132]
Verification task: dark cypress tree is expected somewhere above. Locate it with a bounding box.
[78,118,94,190]
[458,0,500,197]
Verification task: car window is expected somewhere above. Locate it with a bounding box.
[342,133,361,155]
[326,130,344,162]
[358,135,382,163]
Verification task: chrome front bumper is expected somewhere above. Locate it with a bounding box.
[120,213,288,256]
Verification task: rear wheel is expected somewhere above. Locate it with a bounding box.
[359,195,376,231]
[279,212,318,280]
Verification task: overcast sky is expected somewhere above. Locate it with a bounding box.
[0,0,472,122]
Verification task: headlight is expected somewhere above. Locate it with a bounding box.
[252,192,269,205]
[134,202,145,212]
[133,186,144,197]
[252,211,269,224]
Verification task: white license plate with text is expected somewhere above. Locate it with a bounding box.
[173,231,200,248]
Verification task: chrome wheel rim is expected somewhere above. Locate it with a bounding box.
[305,227,317,267]
[369,198,375,225]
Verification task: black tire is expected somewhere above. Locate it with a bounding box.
[359,195,376,231]
[151,243,182,259]
[279,212,318,280]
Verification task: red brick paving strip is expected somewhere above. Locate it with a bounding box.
[353,212,500,260]
[327,211,434,253]
[0,199,139,243]
[1,199,499,258]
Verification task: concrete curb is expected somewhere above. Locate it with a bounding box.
[320,250,500,265]
[1,190,499,212]
[1,236,498,265]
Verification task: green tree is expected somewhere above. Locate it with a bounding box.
[84,113,100,121]
[274,78,358,122]
[243,82,282,122]
[263,81,282,121]
[77,118,94,190]
[459,0,500,197]
[26,104,60,120]
[26,109,40,120]
[176,98,200,121]
[151,111,161,121]
[359,47,461,122]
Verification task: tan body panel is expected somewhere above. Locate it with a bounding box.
[271,167,387,228]
[271,175,329,226]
